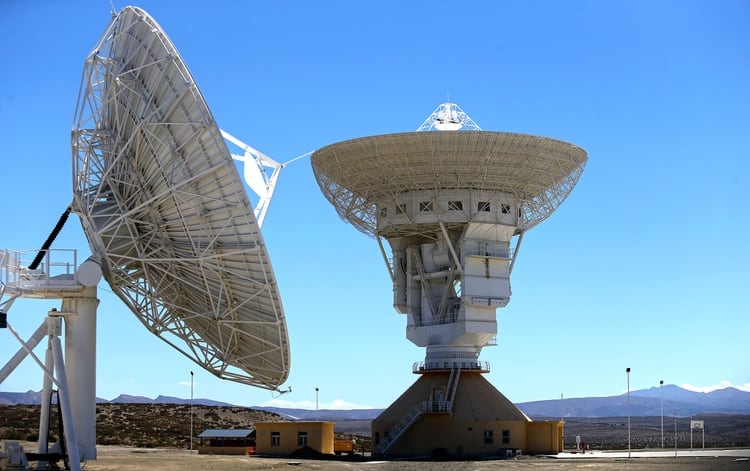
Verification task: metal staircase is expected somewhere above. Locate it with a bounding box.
[377,367,462,455]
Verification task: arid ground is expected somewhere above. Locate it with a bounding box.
[26,445,750,471]
[2,404,749,470]
[2,404,748,451]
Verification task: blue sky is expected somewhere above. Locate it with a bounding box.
[1,1,748,410]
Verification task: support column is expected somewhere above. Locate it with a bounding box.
[61,285,99,461]
[38,343,54,464]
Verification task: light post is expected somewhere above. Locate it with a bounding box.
[626,367,631,458]
[190,371,194,453]
[660,379,664,448]
[674,413,678,458]
[315,387,319,421]
[560,392,564,452]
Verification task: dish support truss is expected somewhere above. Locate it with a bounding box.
[416,102,481,132]
[221,130,283,228]
[1,249,101,470]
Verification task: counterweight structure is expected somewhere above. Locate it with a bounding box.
[311,102,587,456]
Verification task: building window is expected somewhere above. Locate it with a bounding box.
[483,430,493,444]
[374,431,380,446]
[502,429,510,444]
[396,203,407,215]
[477,201,491,212]
[419,201,433,212]
[297,431,308,447]
[448,200,463,211]
[379,206,387,217]
[501,203,511,214]
[271,432,280,447]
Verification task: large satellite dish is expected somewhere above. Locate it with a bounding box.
[71,6,289,390]
[1,6,290,468]
[311,102,587,455]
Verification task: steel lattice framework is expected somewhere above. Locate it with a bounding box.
[311,131,587,238]
[416,102,482,131]
[71,7,289,390]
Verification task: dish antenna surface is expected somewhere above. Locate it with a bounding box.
[1,6,289,468]
[311,102,587,456]
[72,5,289,391]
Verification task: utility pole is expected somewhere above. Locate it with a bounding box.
[626,367,631,459]
[660,380,664,448]
[190,371,194,452]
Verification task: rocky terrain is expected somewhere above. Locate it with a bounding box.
[0,403,371,450]
[1,403,280,448]
[1,403,748,452]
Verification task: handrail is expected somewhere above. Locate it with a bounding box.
[1,249,79,291]
[378,403,425,455]
[447,367,461,410]
[379,365,465,455]
[413,360,489,373]
[463,247,511,259]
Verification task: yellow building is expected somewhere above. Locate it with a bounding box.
[254,421,335,456]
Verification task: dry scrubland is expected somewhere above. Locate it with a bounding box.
[2,404,749,450]
[1,404,369,449]
[560,415,750,450]
[2,404,749,470]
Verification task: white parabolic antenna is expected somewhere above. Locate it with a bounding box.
[0,6,289,468]
[311,102,587,455]
[312,102,586,359]
[72,5,289,390]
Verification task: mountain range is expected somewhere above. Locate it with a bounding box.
[520,384,750,417]
[1,385,748,419]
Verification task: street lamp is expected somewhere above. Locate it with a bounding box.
[190,371,194,453]
[626,367,631,459]
[315,387,319,421]
[660,380,664,448]
[560,392,564,452]
[674,413,678,458]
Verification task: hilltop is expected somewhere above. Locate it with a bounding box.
[2,384,748,418]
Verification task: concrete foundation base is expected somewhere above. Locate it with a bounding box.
[372,370,561,457]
